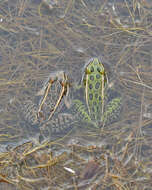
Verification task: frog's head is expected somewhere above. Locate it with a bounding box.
[82,58,108,87]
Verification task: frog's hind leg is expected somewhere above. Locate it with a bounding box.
[47,82,66,121]
[38,80,53,119]
[101,97,122,127]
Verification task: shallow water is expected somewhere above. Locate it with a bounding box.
[0,0,152,189]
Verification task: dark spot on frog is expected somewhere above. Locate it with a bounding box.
[89,84,93,89]
[99,96,102,101]
[95,82,100,89]
[89,93,93,100]
[96,74,100,79]
[89,75,94,81]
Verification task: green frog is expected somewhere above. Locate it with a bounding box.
[21,58,122,135]
[72,58,122,128]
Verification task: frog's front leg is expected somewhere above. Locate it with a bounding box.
[101,97,122,126]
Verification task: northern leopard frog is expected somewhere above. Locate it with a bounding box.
[72,58,122,127]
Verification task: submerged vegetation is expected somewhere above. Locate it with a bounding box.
[0,0,152,189]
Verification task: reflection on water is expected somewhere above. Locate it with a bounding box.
[0,0,152,189]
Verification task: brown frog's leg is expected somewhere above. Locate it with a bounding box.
[37,71,69,121]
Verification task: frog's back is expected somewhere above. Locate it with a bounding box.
[83,58,108,122]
